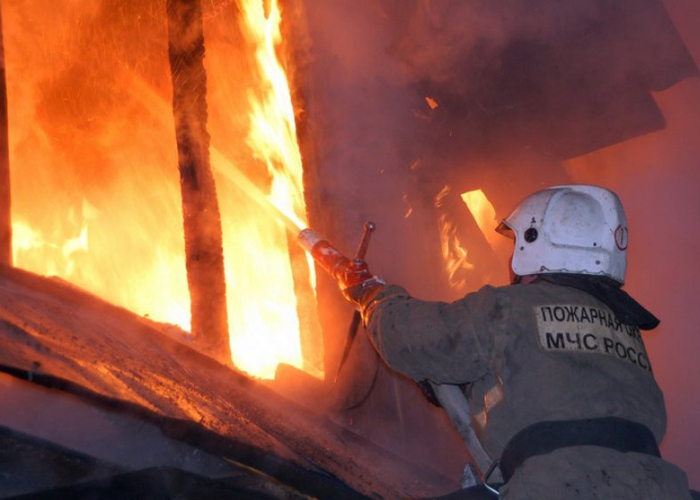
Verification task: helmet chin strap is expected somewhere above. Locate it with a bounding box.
[535,273,660,330]
[509,251,519,284]
[509,247,540,284]
[512,273,539,285]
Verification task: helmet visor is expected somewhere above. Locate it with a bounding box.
[495,221,515,239]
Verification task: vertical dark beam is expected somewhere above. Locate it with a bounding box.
[0,4,12,266]
[166,0,230,364]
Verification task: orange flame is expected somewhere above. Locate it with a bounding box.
[220,0,320,379]
[425,96,439,110]
[435,185,474,290]
[5,1,321,380]
[461,189,499,248]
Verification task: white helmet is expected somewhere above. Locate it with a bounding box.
[496,185,629,283]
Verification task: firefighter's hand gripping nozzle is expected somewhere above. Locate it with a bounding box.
[298,223,384,384]
[297,223,385,309]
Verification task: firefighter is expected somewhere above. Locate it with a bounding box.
[341,185,693,499]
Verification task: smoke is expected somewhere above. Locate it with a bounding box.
[297,0,698,296]
[559,0,700,487]
[393,1,601,89]
[295,0,700,490]
[565,65,700,492]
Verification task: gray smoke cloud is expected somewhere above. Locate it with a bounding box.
[295,0,700,489]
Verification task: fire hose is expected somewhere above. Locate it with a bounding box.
[299,221,375,383]
[296,224,494,482]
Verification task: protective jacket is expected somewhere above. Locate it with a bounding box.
[362,278,692,499]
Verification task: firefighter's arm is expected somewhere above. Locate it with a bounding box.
[358,284,492,384]
[296,226,492,383]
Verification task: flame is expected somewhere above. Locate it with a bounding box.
[435,185,474,289]
[222,0,321,379]
[11,189,192,332]
[5,2,193,334]
[461,189,499,248]
[5,1,321,380]
[12,219,86,278]
[241,0,306,229]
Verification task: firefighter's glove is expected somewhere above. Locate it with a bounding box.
[339,260,386,308]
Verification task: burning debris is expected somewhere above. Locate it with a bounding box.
[0,265,452,499]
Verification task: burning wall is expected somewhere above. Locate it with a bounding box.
[3,0,322,379]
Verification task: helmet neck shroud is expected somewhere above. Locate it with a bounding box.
[531,273,659,330]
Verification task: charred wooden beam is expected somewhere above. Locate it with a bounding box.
[0,4,11,266]
[166,0,230,363]
[0,265,458,499]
